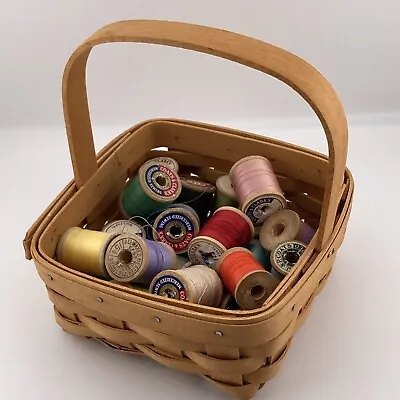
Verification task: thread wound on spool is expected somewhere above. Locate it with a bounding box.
[56,227,118,278]
[150,265,223,307]
[187,206,253,267]
[214,174,238,210]
[246,239,271,271]
[260,209,315,252]
[217,247,279,310]
[153,205,200,254]
[102,219,146,238]
[270,240,307,279]
[229,155,286,225]
[136,240,178,285]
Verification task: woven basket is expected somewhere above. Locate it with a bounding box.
[23,20,354,400]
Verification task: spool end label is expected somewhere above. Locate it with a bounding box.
[155,212,195,251]
[144,164,179,198]
[188,239,224,267]
[151,275,186,301]
[273,241,306,273]
[245,196,285,224]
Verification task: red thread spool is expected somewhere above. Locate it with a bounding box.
[216,247,279,310]
[187,206,254,268]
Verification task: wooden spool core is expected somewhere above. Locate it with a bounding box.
[147,156,179,172]
[102,219,146,238]
[104,234,148,282]
[187,236,226,269]
[139,160,182,203]
[270,240,307,280]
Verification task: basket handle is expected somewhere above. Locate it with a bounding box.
[62,20,348,251]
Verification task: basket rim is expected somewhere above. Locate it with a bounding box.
[25,118,354,326]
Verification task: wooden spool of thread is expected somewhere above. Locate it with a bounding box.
[56,227,118,278]
[120,160,182,219]
[176,175,216,223]
[246,239,272,271]
[260,209,315,252]
[148,156,179,172]
[104,234,177,284]
[216,247,279,310]
[150,265,223,307]
[152,204,200,254]
[102,219,146,238]
[270,240,307,280]
[213,174,238,210]
[230,155,286,225]
[187,206,254,268]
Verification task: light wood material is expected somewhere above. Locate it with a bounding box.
[23,20,354,400]
[62,19,348,251]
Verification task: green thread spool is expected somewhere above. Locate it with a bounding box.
[120,160,182,219]
[177,255,191,268]
[176,175,216,224]
[213,175,239,211]
[246,239,271,271]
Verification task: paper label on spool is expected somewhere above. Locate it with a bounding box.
[188,238,225,268]
[273,241,306,274]
[245,196,285,224]
[105,236,145,281]
[144,164,179,198]
[151,275,187,301]
[155,212,196,252]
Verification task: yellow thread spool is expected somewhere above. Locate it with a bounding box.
[56,227,117,278]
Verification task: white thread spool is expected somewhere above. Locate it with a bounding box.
[260,209,315,252]
[150,265,223,307]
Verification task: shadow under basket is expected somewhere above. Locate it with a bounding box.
[23,20,354,400]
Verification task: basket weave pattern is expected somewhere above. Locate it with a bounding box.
[24,20,354,400]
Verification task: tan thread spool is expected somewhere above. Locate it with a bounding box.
[56,227,117,278]
[270,240,307,280]
[260,209,315,252]
[150,265,223,307]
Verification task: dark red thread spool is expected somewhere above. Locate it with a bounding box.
[187,206,254,268]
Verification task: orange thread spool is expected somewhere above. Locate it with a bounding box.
[216,247,279,310]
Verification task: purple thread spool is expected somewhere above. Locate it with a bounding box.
[104,234,177,283]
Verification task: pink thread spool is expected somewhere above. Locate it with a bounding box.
[229,155,286,225]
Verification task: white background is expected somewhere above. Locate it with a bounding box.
[1,1,399,400]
